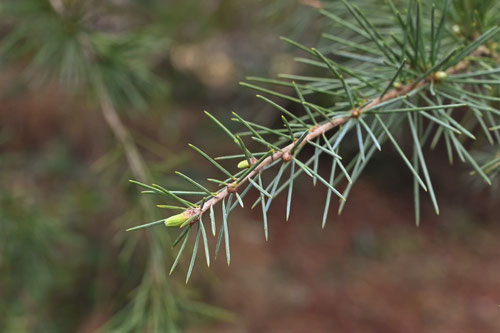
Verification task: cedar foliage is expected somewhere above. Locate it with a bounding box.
[130,0,500,283]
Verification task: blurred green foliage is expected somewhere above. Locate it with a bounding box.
[0,144,96,332]
[0,0,166,109]
[0,0,258,331]
[0,0,313,330]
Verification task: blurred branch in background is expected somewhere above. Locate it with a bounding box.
[0,0,314,330]
[98,92,147,182]
[0,0,234,331]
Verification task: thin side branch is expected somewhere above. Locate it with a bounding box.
[187,45,491,222]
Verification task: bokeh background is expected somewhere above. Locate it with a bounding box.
[0,0,499,332]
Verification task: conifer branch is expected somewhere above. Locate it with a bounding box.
[180,44,492,224]
[124,0,500,280]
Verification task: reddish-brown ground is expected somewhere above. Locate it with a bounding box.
[190,178,500,333]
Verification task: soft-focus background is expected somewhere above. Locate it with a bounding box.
[0,1,499,332]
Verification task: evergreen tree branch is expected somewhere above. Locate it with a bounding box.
[124,0,499,281]
[173,44,493,225]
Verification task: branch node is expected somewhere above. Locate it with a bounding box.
[351,109,361,119]
[282,151,292,162]
[227,183,238,193]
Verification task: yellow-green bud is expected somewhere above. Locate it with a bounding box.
[452,25,461,36]
[237,160,250,169]
[433,71,448,82]
[164,211,191,227]
[488,42,498,52]
[393,81,403,90]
